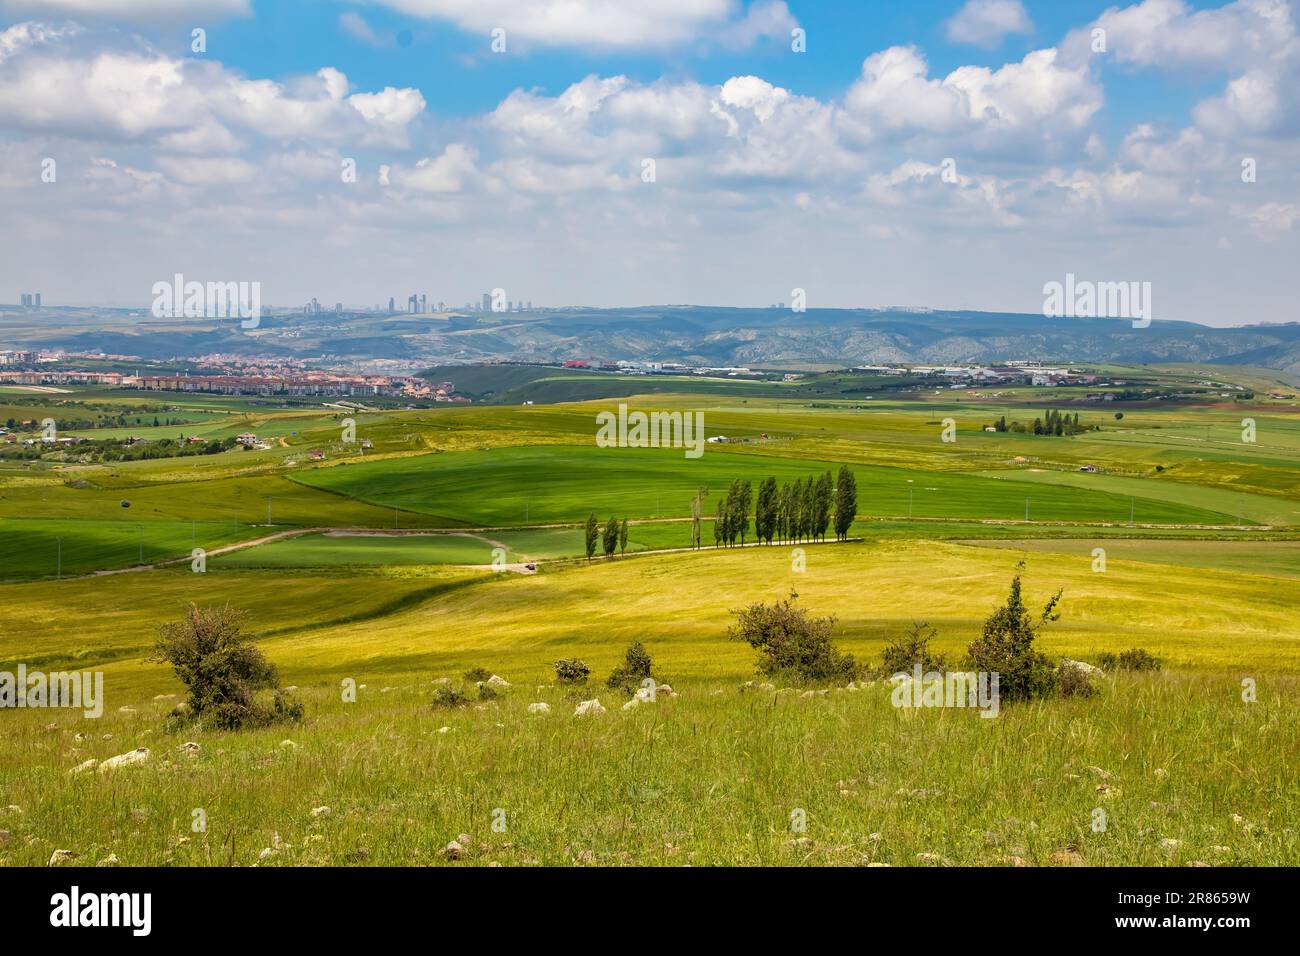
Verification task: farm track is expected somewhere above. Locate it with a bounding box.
[63,511,1284,581]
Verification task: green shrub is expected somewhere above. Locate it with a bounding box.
[1058,664,1099,698]
[463,666,491,683]
[878,621,947,678]
[728,592,858,685]
[431,684,469,709]
[553,658,591,686]
[477,682,500,701]
[607,641,654,695]
[1097,648,1162,672]
[151,603,300,731]
[964,568,1061,703]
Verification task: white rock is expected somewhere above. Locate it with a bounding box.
[178,741,201,756]
[310,806,331,818]
[280,739,297,750]
[622,698,640,711]
[96,748,149,773]
[437,726,451,734]
[1061,658,1104,678]
[117,706,136,714]
[573,699,605,717]
[48,849,78,866]
[70,759,98,775]
[656,683,674,697]
[486,675,510,688]
[527,702,550,715]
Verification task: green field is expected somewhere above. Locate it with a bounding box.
[2,365,1299,867]
[292,445,1240,526]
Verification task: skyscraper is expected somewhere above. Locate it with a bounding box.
[388,297,395,312]
[481,292,491,312]
[33,292,41,309]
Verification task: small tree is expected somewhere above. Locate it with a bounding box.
[584,513,599,561]
[607,641,654,695]
[728,591,857,684]
[878,620,948,678]
[152,603,300,730]
[619,517,629,555]
[965,566,1061,702]
[603,516,619,557]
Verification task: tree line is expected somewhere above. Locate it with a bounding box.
[988,408,1095,436]
[713,466,857,547]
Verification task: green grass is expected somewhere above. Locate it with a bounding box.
[0,671,1293,866]
[0,517,263,581]
[292,445,1240,526]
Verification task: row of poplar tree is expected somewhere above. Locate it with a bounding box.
[712,465,858,547]
[581,466,859,559]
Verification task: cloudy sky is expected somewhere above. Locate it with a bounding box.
[1,0,1298,325]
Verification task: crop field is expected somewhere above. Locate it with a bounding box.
[1,364,1298,867]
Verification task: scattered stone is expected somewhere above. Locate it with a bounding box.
[527,702,550,715]
[1061,659,1104,678]
[280,739,297,750]
[118,706,136,714]
[178,741,201,756]
[258,847,276,860]
[311,806,331,818]
[97,748,149,773]
[444,841,465,860]
[1005,855,1030,867]
[98,853,120,867]
[622,698,640,711]
[656,683,674,697]
[1160,838,1182,851]
[380,687,395,694]
[437,726,451,734]
[1051,848,1084,866]
[48,849,78,866]
[44,722,58,732]
[916,852,950,865]
[573,699,605,717]
[70,759,98,775]
[153,694,176,701]
[1153,767,1168,779]
[486,675,510,688]
[74,732,88,742]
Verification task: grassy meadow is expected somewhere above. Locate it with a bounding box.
[1,364,1298,866]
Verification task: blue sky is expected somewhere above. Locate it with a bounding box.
[1,0,1298,324]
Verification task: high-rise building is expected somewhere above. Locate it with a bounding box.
[388,297,395,312]
[33,292,41,309]
[335,302,342,313]
[420,294,427,313]
[481,292,492,312]
[20,293,30,307]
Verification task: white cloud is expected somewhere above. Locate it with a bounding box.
[944,0,1033,47]
[843,45,1102,156]
[0,26,426,147]
[0,0,250,20]
[368,0,792,50]
[1061,0,1295,69]
[339,12,385,47]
